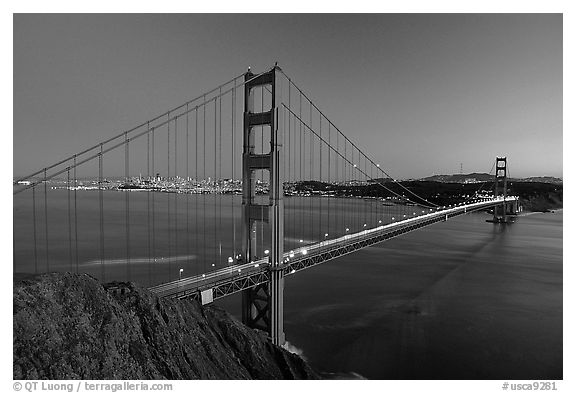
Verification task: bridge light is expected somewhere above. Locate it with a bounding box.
[289,252,295,258]
[403,215,406,218]
[291,269,296,274]
[392,217,395,220]
[377,164,380,167]
[299,239,304,243]
[228,256,233,263]
[378,220,382,224]
[325,233,329,237]
[211,263,215,267]
[264,249,269,255]
[202,274,206,278]
[254,264,259,268]
[363,223,367,227]
[302,249,308,255]
[346,228,349,232]
[238,269,241,272]
[353,164,357,168]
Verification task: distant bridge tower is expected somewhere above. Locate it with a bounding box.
[493,156,509,223]
[241,66,285,346]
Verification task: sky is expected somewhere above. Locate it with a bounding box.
[13,14,563,179]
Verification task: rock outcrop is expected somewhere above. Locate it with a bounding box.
[13,273,318,380]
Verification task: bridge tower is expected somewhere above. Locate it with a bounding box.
[493,156,509,223]
[241,66,285,346]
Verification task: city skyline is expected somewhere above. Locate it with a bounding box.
[13,14,562,179]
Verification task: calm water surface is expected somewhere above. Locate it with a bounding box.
[13,191,562,379]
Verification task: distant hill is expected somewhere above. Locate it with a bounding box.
[420,173,562,184]
[420,173,493,183]
[519,176,563,184]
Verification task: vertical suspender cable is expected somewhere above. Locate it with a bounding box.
[344,138,347,232]
[328,123,330,237]
[260,87,264,259]
[218,90,222,267]
[67,168,72,269]
[299,92,303,243]
[74,156,78,273]
[44,169,49,272]
[186,105,190,267]
[319,113,322,239]
[98,146,104,281]
[232,83,236,263]
[214,98,218,268]
[363,156,366,226]
[284,86,288,247]
[32,186,38,274]
[151,126,156,283]
[125,132,131,281]
[174,117,178,269]
[167,114,172,281]
[309,101,313,242]
[286,82,290,246]
[203,100,206,274]
[147,122,151,285]
[195,106,199,275]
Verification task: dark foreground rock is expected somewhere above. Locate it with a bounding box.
[13,273,318,380]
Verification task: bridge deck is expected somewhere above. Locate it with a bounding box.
[149,197,517,303]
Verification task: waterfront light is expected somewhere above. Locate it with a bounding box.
[264,249,269,255]
[299,239,304,243]
[228,256,233,263]
[302,249,308,255]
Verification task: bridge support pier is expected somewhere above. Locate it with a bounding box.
[488,156,514,224]
[241,66,285,346]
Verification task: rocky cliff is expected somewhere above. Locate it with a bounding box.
[13,273,318,380]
